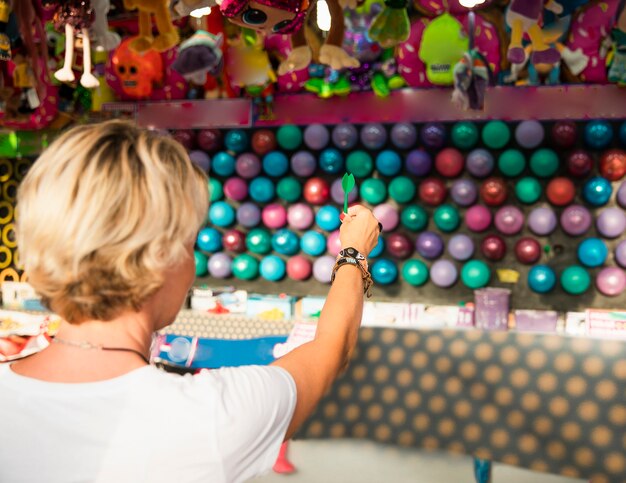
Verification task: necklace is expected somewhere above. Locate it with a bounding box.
[52,337,150,365]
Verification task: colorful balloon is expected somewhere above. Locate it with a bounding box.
[515,177,542,204]
[361,178,387,205]
[260,255,286,282]
[360,123,388,150]
[326,230,342,257]
[224,129,249,154]
[313,255,336,283]
[433,204,460,232]
[208,252,232,279]
[430,260,458,288]
[261,204,287,230]
[287,203,314,230]
[560,266,591,295]
[435,148,464,178]
[376,150,402,176]
[583,177,613,206]
[331,178,359,205]
[420,123,446,149]
[584,120,613,149]
[599,149,626,181]
[189,151,210,172]
[249,177,275,203]
[304,124,330,150]
[251,129,277,156]
[236,153,262,179]
[276,125,302,150]
[246,228,272,255]
[316,205,341,231]
[528,265,556,293]
[211,151,236,176]
[291,151,317,177]
[223,177,248,201]
[318,148,344,175]
[595,267,626,297]
[389,176,416,203]
[416,231,444,259]
[566,150,594,178]
[481,234,506,261]
[263,151,289,177]
[232,254,259,280]
[346,150,374,177]
[369,236,385,258]
[172,130,195,150]
[577,238,608,267]
[529,149,559,178]
[237,202,261,228]
[465,205,492,232]
[272,229,300,256]
[497,149,525,178]
[546,177,575,206]
[197,129,222,152]
[560,205,592,236]
[371,259,399,285]
[514,237,541,264]
[373,203,400,232]
[618,181,626,208]
[551,121,577,148]
[482,121,511,149]
[276,177,302,202]
[615,240,626,268]
[596,207,626,238]
[209,201,235,227]
[467,149,495,178]
[222,229,246,253]
[419,178,447,206]
[209,178,223,202]
[402,259,429,286]
[451,121,479,150]
[401,205,428,232]
[450,179,478,206]
[303,178,330,205]
[448,234,475,261]
[528,207,557,236]
[301,230,327,256]
[480,177,507,206]
[386,233,412,259]
[494,205,524,235]
[194,250,208,277]
[406,150,432,176]
[390,123,417,149]
[332,124,359,150]
[287,255,312,281]
[461,260,490,289]
[515,120,544,149]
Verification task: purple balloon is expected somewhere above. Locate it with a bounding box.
[430,260,458,288]
[420,123,446,149]
[615,240,626,268]
[560,205,592,236]
[390,123,417,149]
[223,177,248,201]
[236,153,262,179]
[189,150,211,171]
[450,179,478,206]
[236,202,261,228]
[327,230,342,256]
[287,203,315,230]
[313,255,335,283]
[617,181,626,208]
[448,234,475,261]
[515,120,545,149]
[494,205,524,235]
[416,231,444,259]
[332,124,358,150]
[466,149,495,178]
[596,267,626,296]
[331,177,359,205]
[208,253,232,278]
[373,203,400,232]
[291,151,317,177]
[465,205,492,232]
[360,123,388,150]
[304,124,330,150]
[528,207,558,236]
[596,207,626,238]
[406,150,432,176]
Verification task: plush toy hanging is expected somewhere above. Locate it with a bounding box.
[92,0,121,51]
[368,0,410,48]
[219,0,360,74]
[0,0,10,61]
[171,30,223,84]
[123,0,180,53]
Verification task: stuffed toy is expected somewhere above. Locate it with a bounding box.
[608,1,626,85]
[452,50,489,110]
[172,30,223,84]
[92,0,121,51]
[109,37,164,97]
[123,0,180,52]
[0,0,10,61]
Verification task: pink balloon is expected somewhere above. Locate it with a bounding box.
[287,203,315,230]
[596,267,626,297]
[262,204,287,229]
[494,205,524,235]
[465,205,492,232]
[287,255,312,280]
[327,230,342,256]
[223,177,248,201]
[373,203,400,232]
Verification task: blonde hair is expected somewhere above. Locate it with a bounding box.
[16,121,208,323]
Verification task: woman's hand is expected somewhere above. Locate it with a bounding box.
[339,205,380,256]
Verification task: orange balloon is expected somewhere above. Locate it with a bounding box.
[599,149,626,181]
[546,177,575,206]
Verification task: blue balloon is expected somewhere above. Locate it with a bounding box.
[209,201,235,227]
[577,238,608,267]
[249,177,276,203]
[376,150,402,176]
[260,255,286,281]
[197,227,222,252]
[584,120,613,149]
[583,177,613,206]
[369,236,385,258]
[371,258,398,285]
[301,230,327,256]
[272,229,300,255]
[527,265,556,293]
[224,129,249,153]
[619,122,626,146]
[262,151,289,177]
[211,152,236,176]
[316,205,341,231]
[319,148,344,174]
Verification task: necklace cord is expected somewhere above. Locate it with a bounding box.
[52,337,150,365]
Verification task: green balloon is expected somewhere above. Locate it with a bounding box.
[276,125,302,150]
[194,250,208,277]
[346,150,374,177]
[401,205,428,231]
[360,178,387,205]
[246,228,272,254]
[402,259,429,286]
[433,204,460,232]
[529,148,559,177]
[389,176,416,203]
[451,121,479,150]
[515,177,542,204]
[482,120,511,149]
[232,254,259,280]
[276,177,302,202]
[461,260,491,289]
[208,178,223,202]
[560,265,591,295]
[498,149,526,177]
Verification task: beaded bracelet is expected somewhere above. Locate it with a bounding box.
[331,256,374,298]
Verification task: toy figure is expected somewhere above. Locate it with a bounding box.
[123,0,180,52]
[0,0,10,61]
[109,37,164,98]
[219,0,360,74]
[12,50,40,112]
[172,30,223,84]
[452,50,489,110]
[92,0,121,51]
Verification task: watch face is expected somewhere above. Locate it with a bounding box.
[346,248,356,256]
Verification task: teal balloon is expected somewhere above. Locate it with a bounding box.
[433,204,460,232]
[276,177,302,202]
[208,178,223,202]
[360,178,387,205]
[451,121,479,150]
[346,150,374,177]
[194,250,208,277]
[260,255,286,281]
[515,177,542,204]
[528,265,556,293]
[530,149,560,177]
[498,149,526,177]
[401,205,428,231]
[232,254,259,280]
[584,120,613,149]
[402,259,429,286]
[461,260,491,289]
[276,125,302,150]
[577,238,608,267]
[246,228,272,254]
[560,265,591,294]
[482,121,511,149]
[369,236,385,258]
[389,176,416,203]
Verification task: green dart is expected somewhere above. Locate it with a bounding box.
[341,172,355,214]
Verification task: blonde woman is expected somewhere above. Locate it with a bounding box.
[0,121,380,482]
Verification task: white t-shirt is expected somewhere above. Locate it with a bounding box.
[0,363,296,483]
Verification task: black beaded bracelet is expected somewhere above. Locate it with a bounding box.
[331,256,373,298]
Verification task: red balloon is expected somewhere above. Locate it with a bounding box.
[481,234,506,261]
[419,178,447,206]
[435,148,464,178]
[251,129,277,156]
[172,130,195,150]
[303,177,330,205]
[197,129,222,152]
[386,233,413,259]
[480,177,507,206]
[546,177,575,206]
[567,150,594,178]
[599,149,626,181]
[551,121,577,148]
[287,255,312,280]
[515,237,541,265]
[222,229,246,253]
